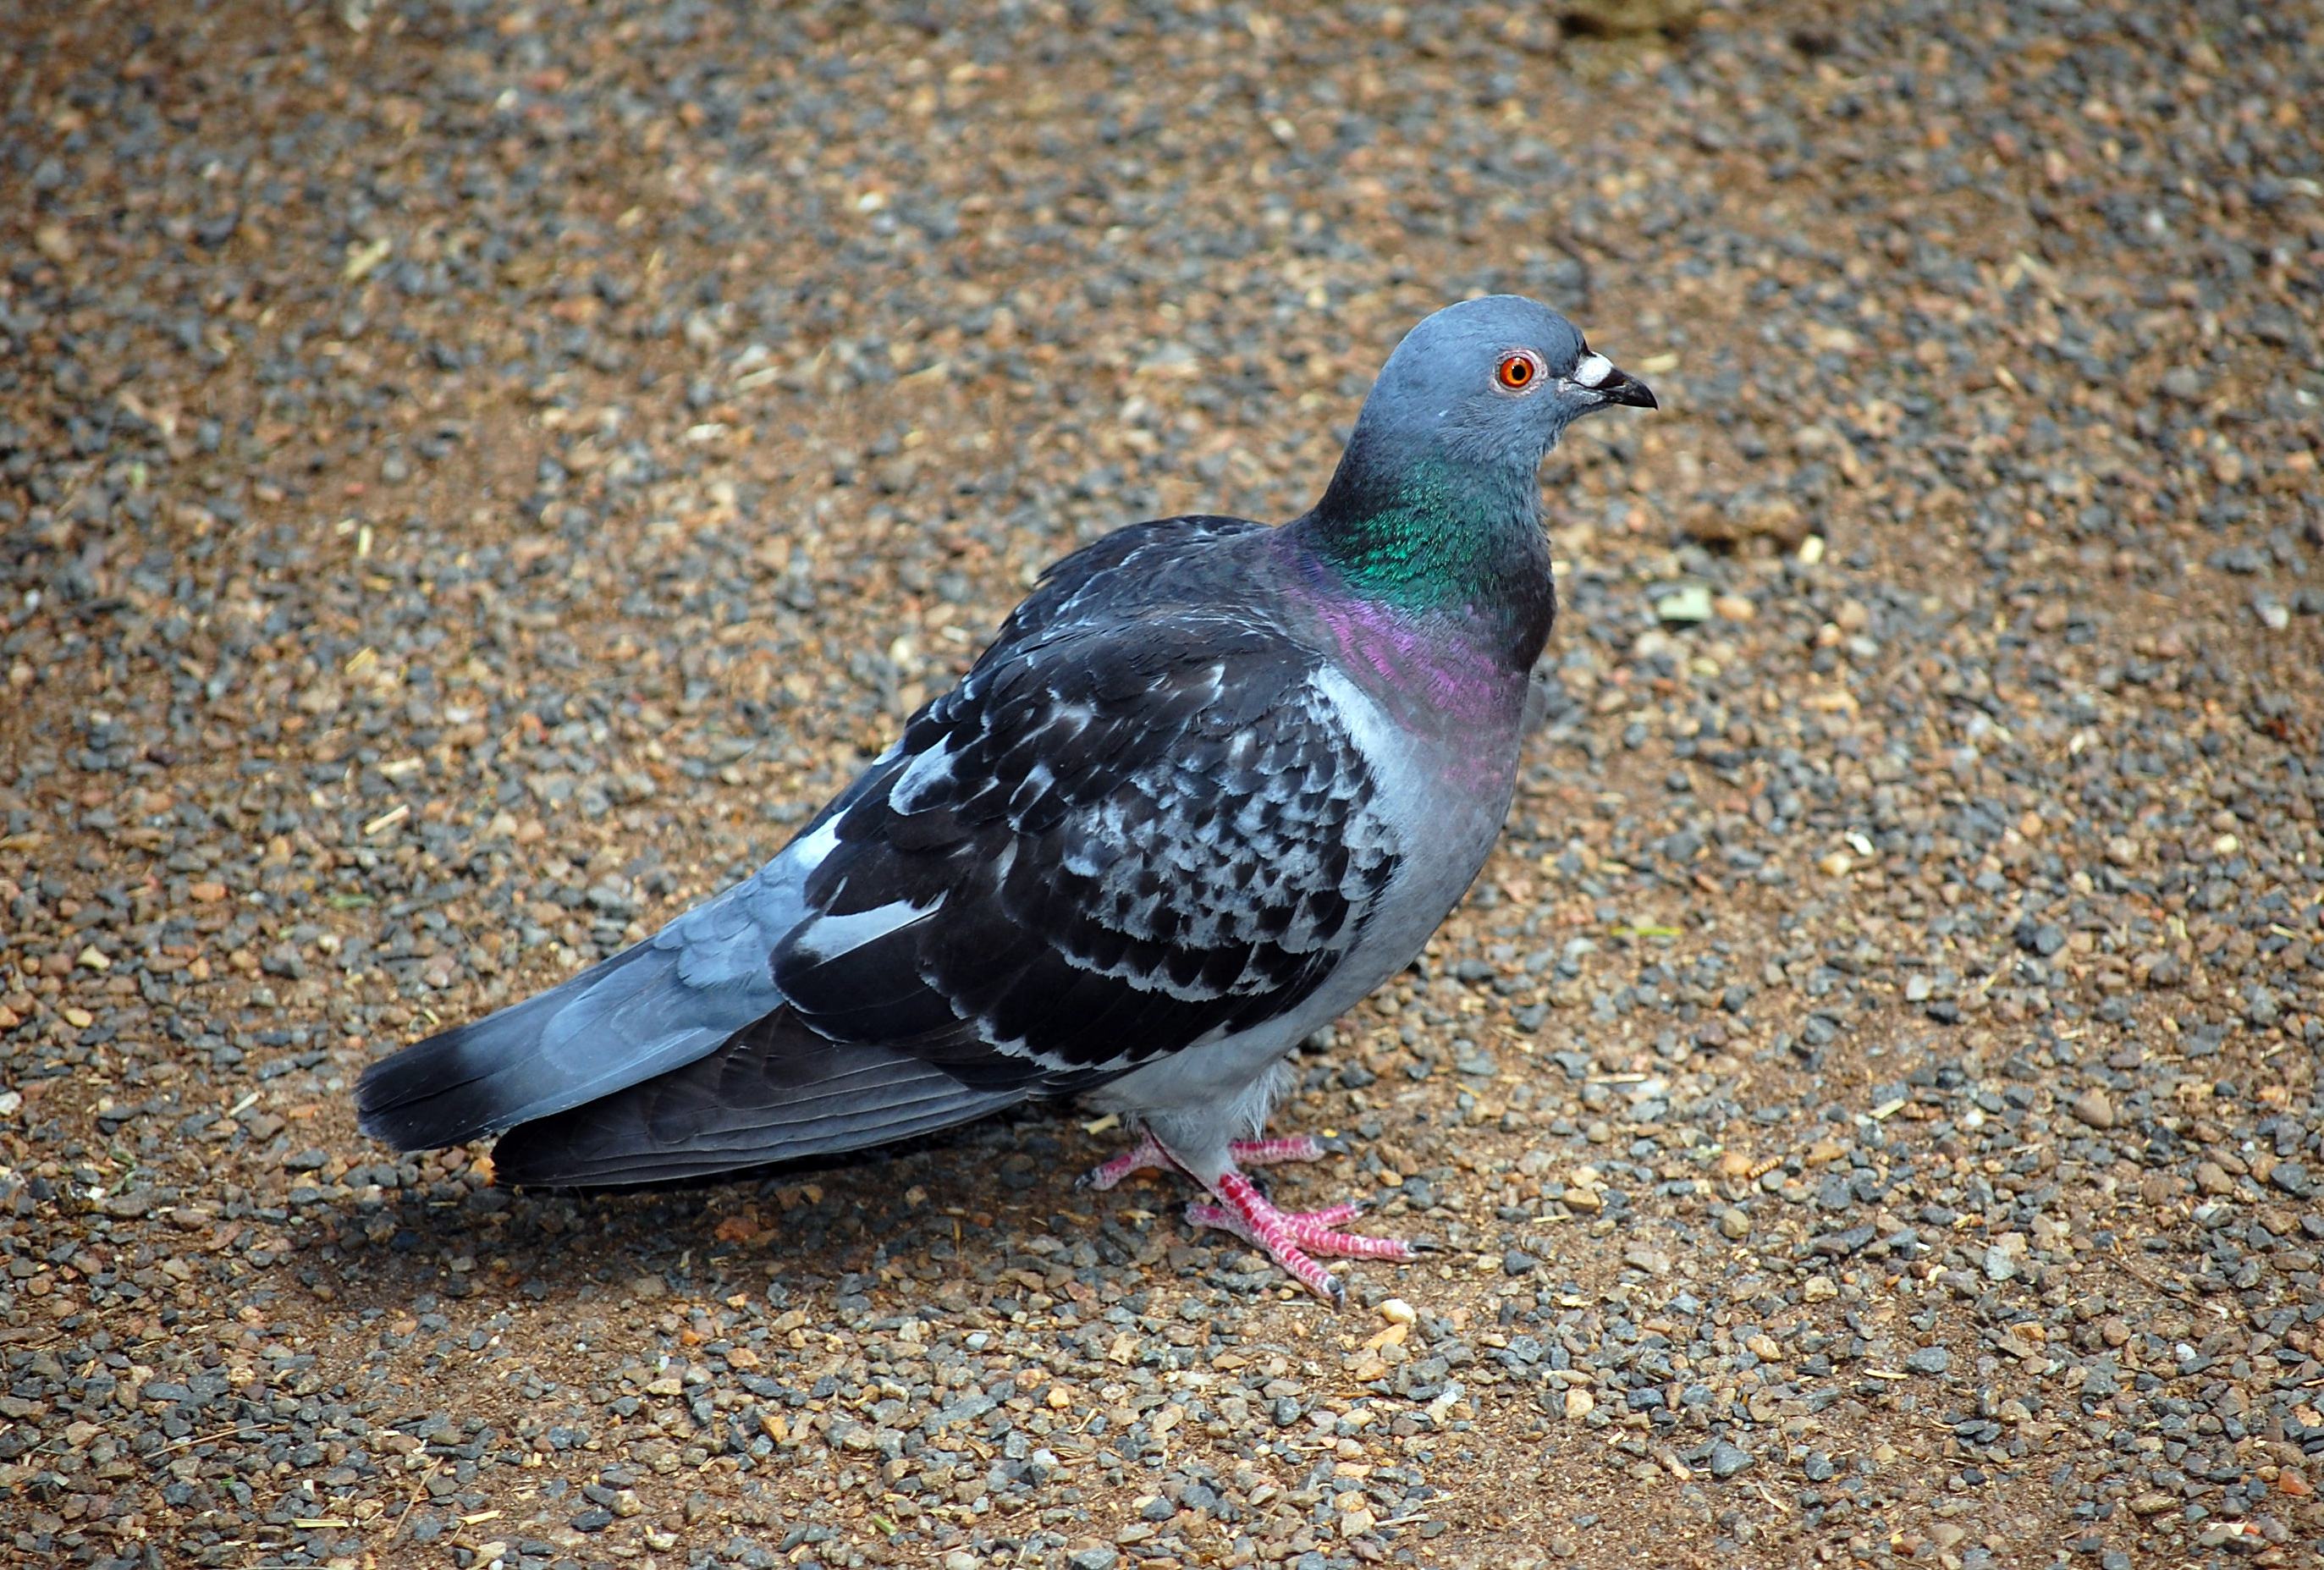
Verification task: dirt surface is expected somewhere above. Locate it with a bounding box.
[3,2,2323,1568]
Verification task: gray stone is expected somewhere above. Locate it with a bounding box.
[2162,365,2206,400]
[2016,920,2066,957]
[2248,986,2283,1027]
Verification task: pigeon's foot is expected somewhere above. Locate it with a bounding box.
[1078,1132,1332,1190]
[1189,1171,1413,1307]
[1081,1129,1404,1302]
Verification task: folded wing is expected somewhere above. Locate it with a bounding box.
[358,518,1402,1182]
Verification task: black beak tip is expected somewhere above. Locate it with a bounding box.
[1603,371,1658,410]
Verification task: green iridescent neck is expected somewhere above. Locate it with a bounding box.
[1298,451,1549,617]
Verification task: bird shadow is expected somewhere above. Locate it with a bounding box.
[300,1103,1198,1325]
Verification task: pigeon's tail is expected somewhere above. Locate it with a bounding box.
[487,1013,1027,1187]
[357,937,774,1153]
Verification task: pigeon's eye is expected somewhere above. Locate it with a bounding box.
[1495,351,1541,392]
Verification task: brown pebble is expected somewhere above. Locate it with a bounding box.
[2068,1089,2114,1130]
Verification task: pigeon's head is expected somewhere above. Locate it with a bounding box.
[1305,295,1656,634]
[1358,295,1656,468]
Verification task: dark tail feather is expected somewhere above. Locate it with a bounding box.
[488,1012,1026,1187]
[357,939,774,1153]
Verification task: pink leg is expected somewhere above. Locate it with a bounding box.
[1081,1132,1330,1189]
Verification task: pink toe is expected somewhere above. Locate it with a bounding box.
[1228,1136,1326,1166]
[1287,1224,1411,1260]
[1083,1131,1170,1191]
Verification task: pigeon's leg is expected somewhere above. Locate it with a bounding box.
[1081,1132,1324,1189]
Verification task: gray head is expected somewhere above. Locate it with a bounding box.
[1352,295,1655,470]
[1302,295,1657,644]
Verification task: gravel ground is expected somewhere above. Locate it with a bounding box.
[3,1,2322,1567]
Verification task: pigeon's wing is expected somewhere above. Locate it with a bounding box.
[768,603,1405,1083]
[1003,515,1269,641]
[361,513,1397,1174]
[485,1011,1029,1187]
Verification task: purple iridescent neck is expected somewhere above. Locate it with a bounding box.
[1286,434,1557,680]
[1275,530,1549,739]
[1309,593,1524,723]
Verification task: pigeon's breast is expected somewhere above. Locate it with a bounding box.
[1269,583,1531,978]
[1306,663,1517,958]
[1292,592,1529,784]
[1275,607,1531,1027]
[1088,659,1515,1126]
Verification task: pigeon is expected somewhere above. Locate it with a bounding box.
[357,295,1655,1303]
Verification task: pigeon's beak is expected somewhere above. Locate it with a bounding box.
[1594,366,1658,410]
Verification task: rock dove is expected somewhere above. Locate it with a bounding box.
[357,295,1655,1303]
